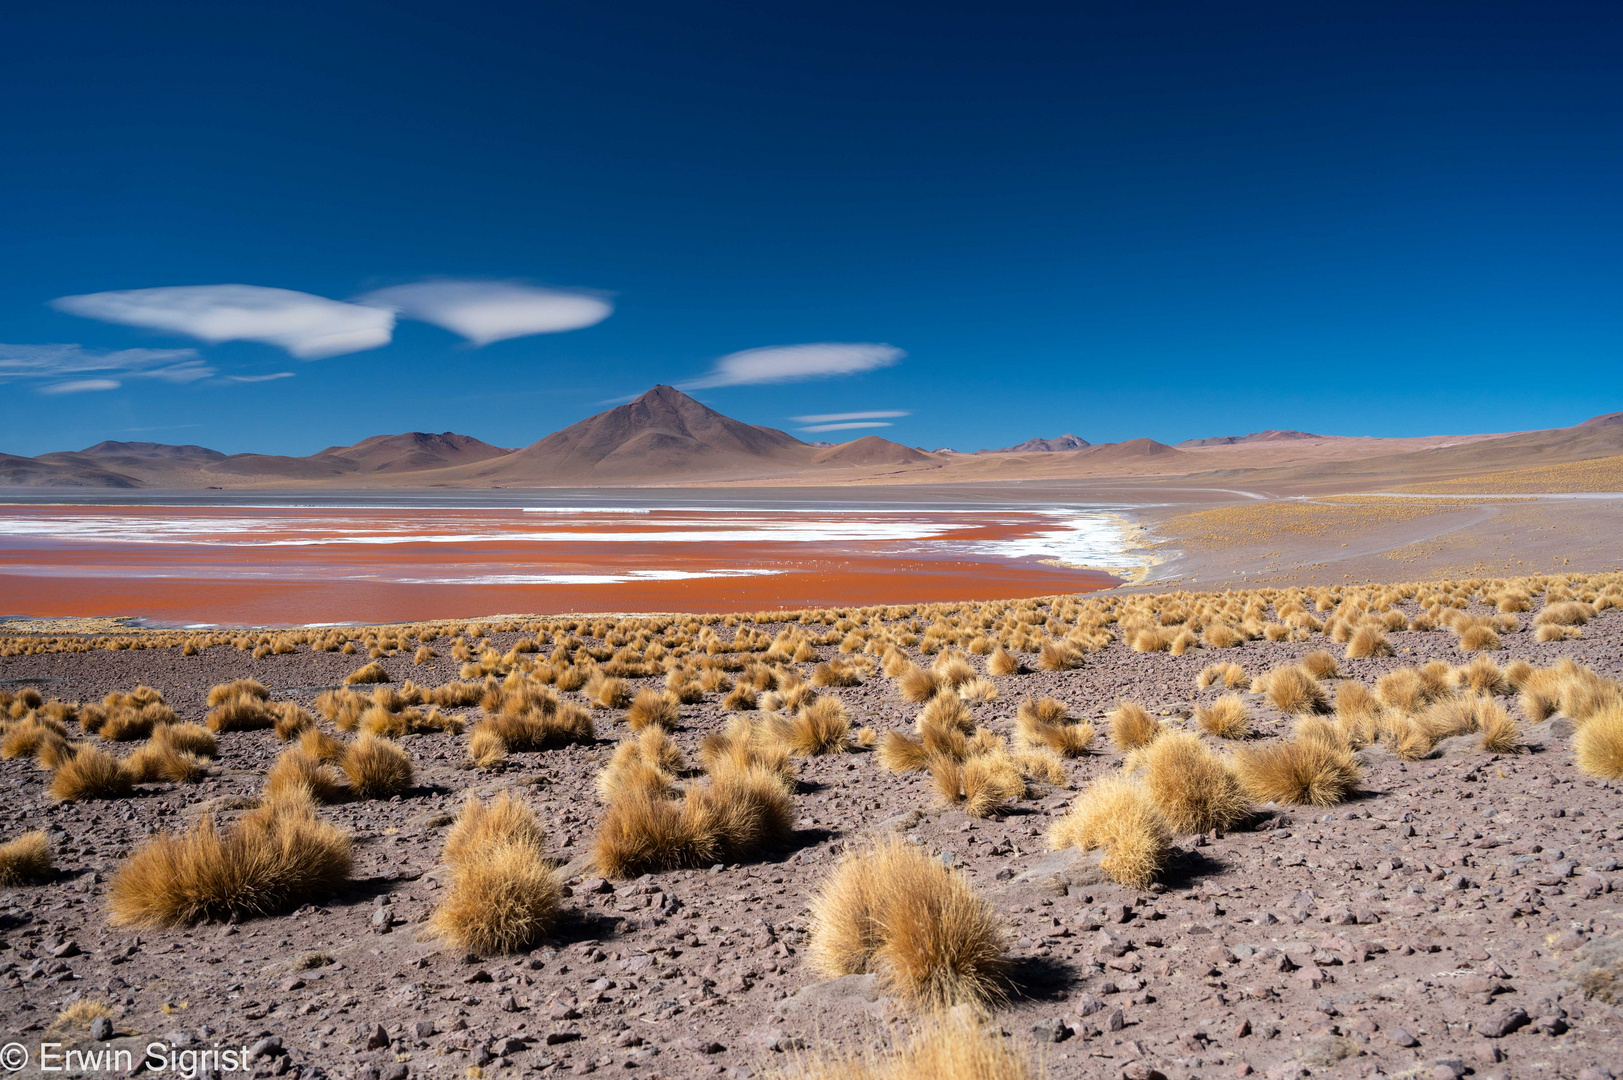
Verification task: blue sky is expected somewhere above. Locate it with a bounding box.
[3,1,1620,456]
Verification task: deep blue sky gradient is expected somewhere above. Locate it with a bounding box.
[3,2,1620,455]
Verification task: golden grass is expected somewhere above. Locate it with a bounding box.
[49,745,133,801]
[205,691,278,733]
[1194,694,1250,739]
[343,661,391,685]
[1048,775,1170,889]
[771,1011,1038,1080]
[787,696,850,755]
[125,741,208,784]
[0,831,52,885]
[1138,731,1249,834]
[1346,625,1393,659]
[1261,665,1328,714]
[1107,701,1160,752]
[877,731,931,773]
[108,797,351,926]
[340,735,414,799]
[430,794,561,954]
[592,764,794,878]
[1575,705,1623,780]
[898,665,941,704]
[626,688,681,732]
[1234,737,1359,806]
[987,647,1022,676]
[1196,661,1248,690]
[265,747,346,803]
[1014,698,1093,757]
[807,837,1006,1007]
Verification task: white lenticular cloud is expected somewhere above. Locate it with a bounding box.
[791,409,910,423]
[799,421,896,433]
[0,343,218,394]
[52,285,396,359]
[356,280,612,345]
[682,342,904,389]
[41,378,122,394]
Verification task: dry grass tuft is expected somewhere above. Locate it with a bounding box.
[1014,698,1094,757]
[265,747,346,804]
[49,746,133,801]
[1300,650,1340,680]
[1196,662,1248,690]
[898,665,941,704]
[592,764,793,878]
[343,661,391,686]
[1262,665,1329,715]
[108,798,351,926]
[1459,624,1501,652]
[430,793,560,954]
[1346,625,1394,659]
[340,736,414,799]
[1138,731,1250,834]
[0,831,52,885]
[1234,737,1360,806]
[1194,694,1250,739]
[773,1010,1038,1080]
[807,836,1007,1007]
[787,696,850,755]
[1575,706,1623,780]
[1107,701,1160,752]
[987,647,1022,676]
[1048,775,1170,889]
[877,731,931,773]
[1477,698,1523,754]
[125,741,208,784]
[626,688,680,732]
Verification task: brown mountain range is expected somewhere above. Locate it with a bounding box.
[0,386,1618,492]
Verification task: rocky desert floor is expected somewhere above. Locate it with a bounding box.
[1,579,1621,1080]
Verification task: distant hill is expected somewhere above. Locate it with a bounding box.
[811,435,935,468]
[314,432,513,474]
[990,433,1090,453]
[2,391,1618,492]
[1179,429,1325,447]
[452,385,811,483]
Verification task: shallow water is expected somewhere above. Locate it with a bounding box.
[0,498,1149,625]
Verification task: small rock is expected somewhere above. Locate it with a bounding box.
[1121,1065,1167,1080]
[1030,1017,1070,1043]
[581,877,614,894]
[249,1036,283,1059]
[499,993,519,1012]
[413,1020,436,1039]
[495,1037,527,1055]
[364,1024,390,1050]
[1105,1007,1126,1032]
[1387,1026,1418,1048]
[1478,1006,1528,1038]
[380,1065,408,1080]
[1429,1060,1466,1080]
[546,1031,582,1045]
[89,1017,113,1041]
[51,941,80,958]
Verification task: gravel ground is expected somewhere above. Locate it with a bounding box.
[1,590,1621,1080]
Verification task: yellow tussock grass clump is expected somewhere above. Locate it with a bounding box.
[1196,662,1247,690]
[585,673,632,709]
[877,731,930,773]
[207,678,267,707]
[1300,650,1340,680]
[1048,775,1170,889]
[1194,694,1250,740]
[1108,701,1160,752]
[626,688,680,732]
[1477,699,1523,754]
[807,837,1007,1007]
[897,665,941,704]
[1346,625,1394,659]
[125,741,208,784]
[108,798,350,926]
[1261,665,1328,714]
[1014,698,1093,757]
[340,735,413,799]
[1575,705,1623,780]
[987,647,1022,676]
[1234,737,1359,806]
[343,661,391,686]
[957,676,998,702]
[1139,731,1250,834]
[205,682,278,732]
[592,764,793,878]
[273,702,316,741]
[698,716,796,787]
[429,793,561,954]
[0,831,52,885]
[1534,601,1593,627]
[1459,624,1500,652]
[787,696,850,755]
[931,651,977,688]
[774,1011,1038,1080]
[265,747,345,804]
[49,745,133,801]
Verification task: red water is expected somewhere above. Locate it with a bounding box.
[0,504,1120,625]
